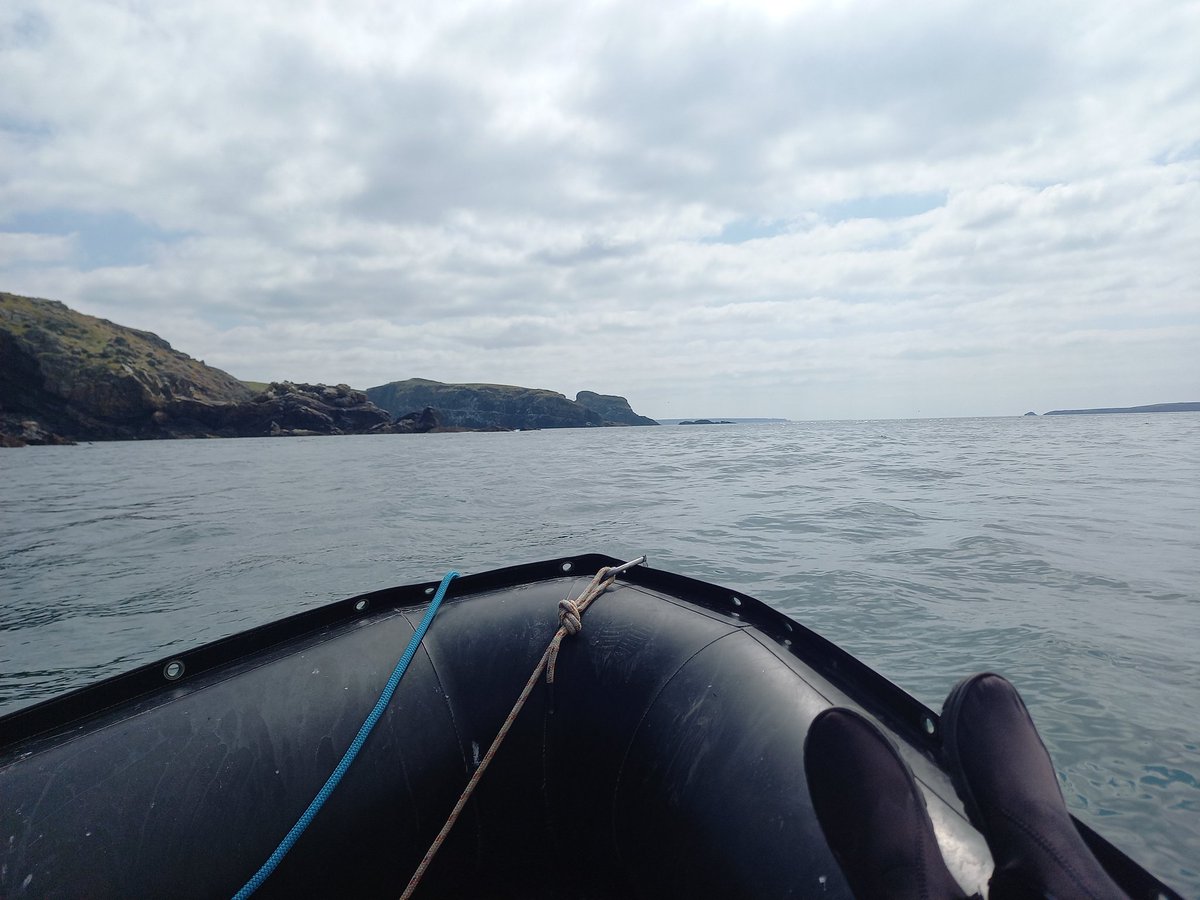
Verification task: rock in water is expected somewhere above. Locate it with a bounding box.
[387,406,445,434]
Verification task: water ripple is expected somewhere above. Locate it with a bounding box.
[1,416,1198,892]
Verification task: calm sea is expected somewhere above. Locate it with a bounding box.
[2,415,1198,893]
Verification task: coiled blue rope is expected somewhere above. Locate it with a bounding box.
[232,570,460,899]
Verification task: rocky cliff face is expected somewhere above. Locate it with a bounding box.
[2,292,659,444]
[0,294,395,443]
[366,379,657,430]
[167,382,393,438]
[1,292,255,443]
[574,391,659,426]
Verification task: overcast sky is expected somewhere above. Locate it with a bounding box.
[2,0,1197,419]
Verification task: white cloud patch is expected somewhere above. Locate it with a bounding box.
[0,231,72,266]
[2,0,1198,418]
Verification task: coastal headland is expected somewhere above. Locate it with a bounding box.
[0,292,658,446]
[1040,402,1200,416]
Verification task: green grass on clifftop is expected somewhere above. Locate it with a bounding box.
[0,291,252,404]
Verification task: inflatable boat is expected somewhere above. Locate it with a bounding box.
[0,555,1181,898]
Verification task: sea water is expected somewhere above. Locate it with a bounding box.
[2,414,1198,892]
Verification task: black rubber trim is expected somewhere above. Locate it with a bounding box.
[0,556,611,747]
[0,552,1047,761]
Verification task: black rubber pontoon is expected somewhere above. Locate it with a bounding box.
[0,555,1181,898]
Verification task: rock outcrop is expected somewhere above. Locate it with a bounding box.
[2,292,659,444]
[574,391,659,426]
[166,382,392,438]
[1,292,254,443]
[0,418,75,447]
[366,379,657,430]
[0,294,394,442]
[391,406,444,434]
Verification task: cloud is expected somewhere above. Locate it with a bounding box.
[0,230,72,266]
[1,0,1198,418]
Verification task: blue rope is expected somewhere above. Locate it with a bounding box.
[232,570,460,899]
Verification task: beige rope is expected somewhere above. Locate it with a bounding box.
[399,566,617,900]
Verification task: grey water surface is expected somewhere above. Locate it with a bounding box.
[2,415,1198,893]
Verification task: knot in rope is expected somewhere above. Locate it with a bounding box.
[546,566,614,684]
[558,597,582,635]
[400,559,643,900]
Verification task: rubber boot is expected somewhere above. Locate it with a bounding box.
[941,673,1128,899]
[804,707,970,900]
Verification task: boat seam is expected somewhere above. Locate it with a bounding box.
[609,627,742,875]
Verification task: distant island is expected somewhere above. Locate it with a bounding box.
[1040,402,1200,416]
[0,292,659,446]
[678,419,734,425]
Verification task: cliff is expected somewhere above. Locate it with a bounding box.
[2,292,658,444]
[0,293,392,443]
[366,379,658,430]
[574,391,659,426]
[1,292,251,443]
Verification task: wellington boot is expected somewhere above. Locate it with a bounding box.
[941,673,1128,900]
[804,707,971,900]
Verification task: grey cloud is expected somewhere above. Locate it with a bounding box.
[533,239,643,267]
[575,3,1065,203]
[1,0,1198,418]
